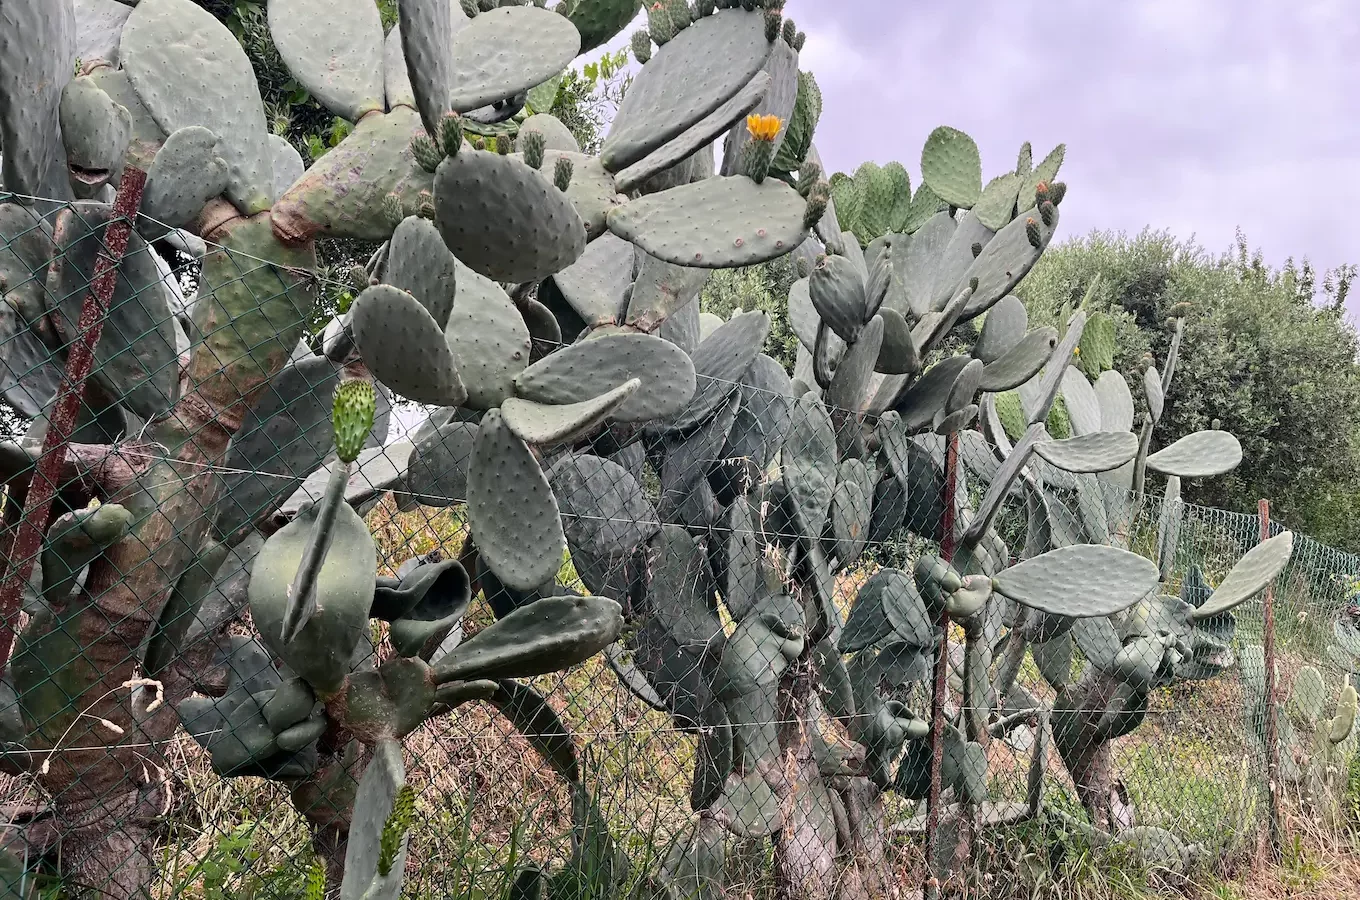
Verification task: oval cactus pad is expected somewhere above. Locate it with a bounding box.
[448,6,582,113]
[350,283,467,406]
[514,332,696,423]
[992,545,1159,618]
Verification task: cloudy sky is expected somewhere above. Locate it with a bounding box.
[601,1,1358,307]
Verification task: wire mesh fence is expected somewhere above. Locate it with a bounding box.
[2,188,1359,900]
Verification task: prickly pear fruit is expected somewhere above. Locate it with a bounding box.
[333,379,377,464]
[631,30,652,64]
[1025,217,1041,249]
[554,156,574,191]
[520,130,547,170]
[382,193,405,228]
[411,134,443,174]
[440,112,465,158]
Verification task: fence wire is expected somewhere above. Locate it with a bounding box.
[1,191,1358,900]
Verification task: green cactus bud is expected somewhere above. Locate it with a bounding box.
[382,193,406,229]
[461,0,479,15]
[648,2,677,43]
[1048,181,1068,206]
[333,379,377,464]
[969,276,979,293]
[440,112,465,158]
[1211,418,1221,430]
[782,18,797,45]
[764,7,782,41]
[796,161,822,197]
[667,0,693,30]
[496,135,511,155]
[472,136,487,151]
[347,264,369,292]
[794,30,806,51]
[554,156,574,191]
[1166,301,1193,320]
[479,0,496,11]
[631,30,653,64]
[378,785,416,876]
[796,256,811,278]
[971,241,983,258]
[804,181,830,230]
[1025,216,1041,249]
[519,130,547,169]
[411,133,443,173]
[418,192,436,220]
[1038,199,1056,227]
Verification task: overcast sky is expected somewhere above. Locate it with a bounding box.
[599,0,1358,308]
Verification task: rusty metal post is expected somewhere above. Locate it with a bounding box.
[1259,498,1283,857]
[924,432,960,896]
[0,167,148,677]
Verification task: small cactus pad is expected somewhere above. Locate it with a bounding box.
[892,210,954,319]
[974,295,1029,364]
[1023,311,1086,426]
[607,175,807,269]
[1017,144,1065,214]
[602,8,773,173]
[1330,684,1358,744]
[248,499,377,696]
[978,328,1058,393]
[121,0,274,213]
[809,253,868,344]
[75,0,133,67]
[626,253,713,332]
[350,283,467,406]
[973,171,1023,231]
[1059,366,1102,435]
[1144,430,1244,478]
[568,0,644,54]
[434,149,586,282]
[992,545,1159,618]
[0,0,76,202]
[1192,531,1294,620]
[534,149,621,240]
[396,0,453,138]
[615,71,770,195]
[406,419,478,507]
[268,0,384,122]
[1094,369,1135,432]
[1144,365,1165,422]
[551,233,636,327]
[268,134,305,199]
[448,6,582,113]
[467,409,567,591]
[549,452,661,595]
[958,202,1060,320]
[502,379,640,447]
[514,332,697,422]
[519,114,581,154]
[920,126,982,209]
[663,310,768,432]
[875,309,920,376]
[1033,431,1139,474]
[1291,666,1327,721]
[893,355,971,433]
[385,216,457,328]
[444,259,532,409]
[435,594,623,682]
[342,739,408,900]
[142,126,229,232]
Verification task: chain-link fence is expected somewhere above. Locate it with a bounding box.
[2,187,1359,900]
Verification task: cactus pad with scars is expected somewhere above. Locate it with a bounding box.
[602,8,774,173]
[350,283,467,406]
[551,233,636,327]
[447,6,582,113]
[502,380,640,447]
[120,0,274,212]
[406,420,478,507]
[958,202,1060,319]
[141,126,229,233]
[467,409,566,591]
[435,594,623,683]
[1144,430,1244,478]
[626,253,713,332]
[444,260,531,409]
[1191,531,1294,620]
[59,76,131,198]
[992,545,1160,618]
[269,0,385,122]
[384,216,458,328]
[1034,431,1139,474]
[920,126,982,209]
[607,175,807,269]
[514,332,697,422]
[434,149,586,282]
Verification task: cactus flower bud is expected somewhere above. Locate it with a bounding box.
[1034,181,1050,204]
[382,193,405,229]
[1048,181,1068,206]
[648,2,677,43]
[796,161,822,197]
[411,134,443,173]
[803,181,830,230]
[478,0,495,11]
[1038,200,1056,227]
[1025,217,1041,248]
[332,379,376,464]
[347,264,369,291]
[631,30,653,64]
[554,156,574,191]
[971,241,982,258]
[439,112,464,158]
[519,129,547,170]
[793,30,806,51]
[764,7,782,41]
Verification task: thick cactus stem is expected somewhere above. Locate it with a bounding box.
[520,130,547,170]
[280,460,352,644]
[411,134,443,174]
[553,156,574,191]
[440,112,465,158]
[631,30,653,64]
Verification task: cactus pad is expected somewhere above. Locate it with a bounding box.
[406,419,477,507]
[519,114,581,154]
[974,295,1028,363]
[59,76,131,197]
[350,283,467,406]
[1017,144,1065,214]
[992,545,1160,618]
[626,253,713,333]
[608,175,807,269]
[668,310,770,431]
[385,216,457,328]
[782,393,837,543]
[720,39,799,176]
[534,149,621,241]
[1144,430,1244,478]
[1033,431,1139,473]
[973,171,1022,231]
[978,327,1058,393]
[447,6,581,113]
[342,739,408,900]
[444,259,532,408]
[269,0,384,122]
[549,452,661,595]
[958,202,1060,319]
[1192,531,1294,620]
[514,331,696,422]
[396,0,453,138]
[434,148,586,283]
[601,8,773,173]
[502,379,640,447]
[142,126,229,233]
[0,0,76,202]
[467,409,566,591]
[920,126,982,209]
[551,233,636,327]
[1094,370,1135,433]
[121,0,273,213]
[435,594,623,682]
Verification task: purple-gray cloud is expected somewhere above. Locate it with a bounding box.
[780,0,1359,307]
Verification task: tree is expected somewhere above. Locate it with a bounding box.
[1017,228,1360,549]
[699,255,800,372]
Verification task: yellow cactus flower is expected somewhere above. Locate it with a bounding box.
[746,114,782,142]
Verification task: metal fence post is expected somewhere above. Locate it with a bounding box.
[924,432,960,896]
[1259,498,1283,857]
[0,167,148,678]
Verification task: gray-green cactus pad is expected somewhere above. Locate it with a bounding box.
[876,309,919,377]
[447,6,581,113]
[958,201,1059,319]
[1017,144,1064,214]
[551,232,635,327]
[787,276,818,351]
[978,327,1058,392]
[601,8,772,173]
[142,126,229,232]
[607,175,807,269]
[783,393,837,543]
[667,310,770,432]
[267,133,304,201]
[0,0,75,203]
[973,171,1022,231]
[920,126,982,209]
[720,39,798,176]
[534,149,621,241]
[467,409,566,592]
[434,149,587,283]
[626,253,712,333]
[615,70,770,195]
[350,283,467,406]
[445,259,532,409]
[382,25,416,111]
[1144,430,1244,478]
[385,215,457,328]
[341,738,407,900]
[1192,531,1294,620]
[549,452,660,596]
[435,593,622,683]
[829,459,873,568]
[1059,366,1102,435]
[1033,431,1139,473]
[893,355,971,432]
[396,0,452,137]
[269,0,384,122]
[406,419,477,507]
[1094,370,1135,432]
[514,332,696,423]
[502,379,639,447]
[121,0,274,213]
[75,0,133,67]
[59,76,131,194]
[890,210,954,320]
[827,314,883,421]
[992,545,1159,618]
[519,114,580,154]
[1023,311,1086,426]
[974,295,1028,363]
[46,203,179,418]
